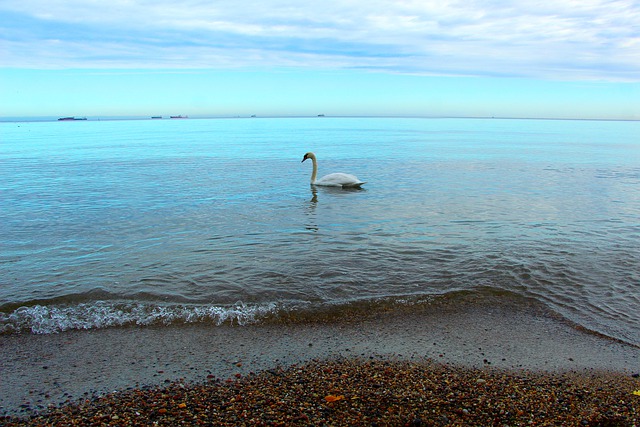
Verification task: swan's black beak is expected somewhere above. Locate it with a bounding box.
[301,156,308,163]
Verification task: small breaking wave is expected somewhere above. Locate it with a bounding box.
[2,290,637,347]
[0,294,442,335]
[0,301,280,334]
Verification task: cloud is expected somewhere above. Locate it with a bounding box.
[1,0,638,81]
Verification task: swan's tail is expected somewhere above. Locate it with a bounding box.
[344,181,366,188]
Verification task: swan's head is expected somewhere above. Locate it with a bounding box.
[302,152,316,163]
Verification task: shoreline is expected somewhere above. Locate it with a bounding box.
[1,297,639,419]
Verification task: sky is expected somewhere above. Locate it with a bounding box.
[1,0,639,120]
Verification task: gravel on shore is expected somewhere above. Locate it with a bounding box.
[3,357,639,426]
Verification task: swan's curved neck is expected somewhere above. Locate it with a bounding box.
[310,156,318,184]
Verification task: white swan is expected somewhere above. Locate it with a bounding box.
[302,152,365,188]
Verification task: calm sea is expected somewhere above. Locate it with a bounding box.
[1,117,639,345]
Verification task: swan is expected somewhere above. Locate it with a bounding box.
[301,152,366,188]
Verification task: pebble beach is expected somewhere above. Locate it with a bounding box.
[2,297,639,425]
[2,358,639,426]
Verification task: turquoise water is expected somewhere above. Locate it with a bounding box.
[1,117,639,344]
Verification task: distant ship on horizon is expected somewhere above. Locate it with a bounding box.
[58,117,87,121]
[170,115,188,119]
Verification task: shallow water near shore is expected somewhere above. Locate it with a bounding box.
[1,117,639,345]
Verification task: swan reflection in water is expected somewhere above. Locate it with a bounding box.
[304,185,366,232]
[305,187,319,231]
[309,184,366,202]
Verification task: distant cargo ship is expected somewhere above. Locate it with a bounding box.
[58,117,87,121]
[151,116,162,119]
[170,115,188,119]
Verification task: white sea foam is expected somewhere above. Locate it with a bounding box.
[0,301,279,334]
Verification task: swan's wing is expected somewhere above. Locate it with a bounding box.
[315,173,365,187]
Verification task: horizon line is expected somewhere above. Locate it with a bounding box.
[1,114,639,124]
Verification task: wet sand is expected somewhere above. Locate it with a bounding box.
[1,297,639,423]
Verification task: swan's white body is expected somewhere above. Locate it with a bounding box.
[302,152,365,188]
